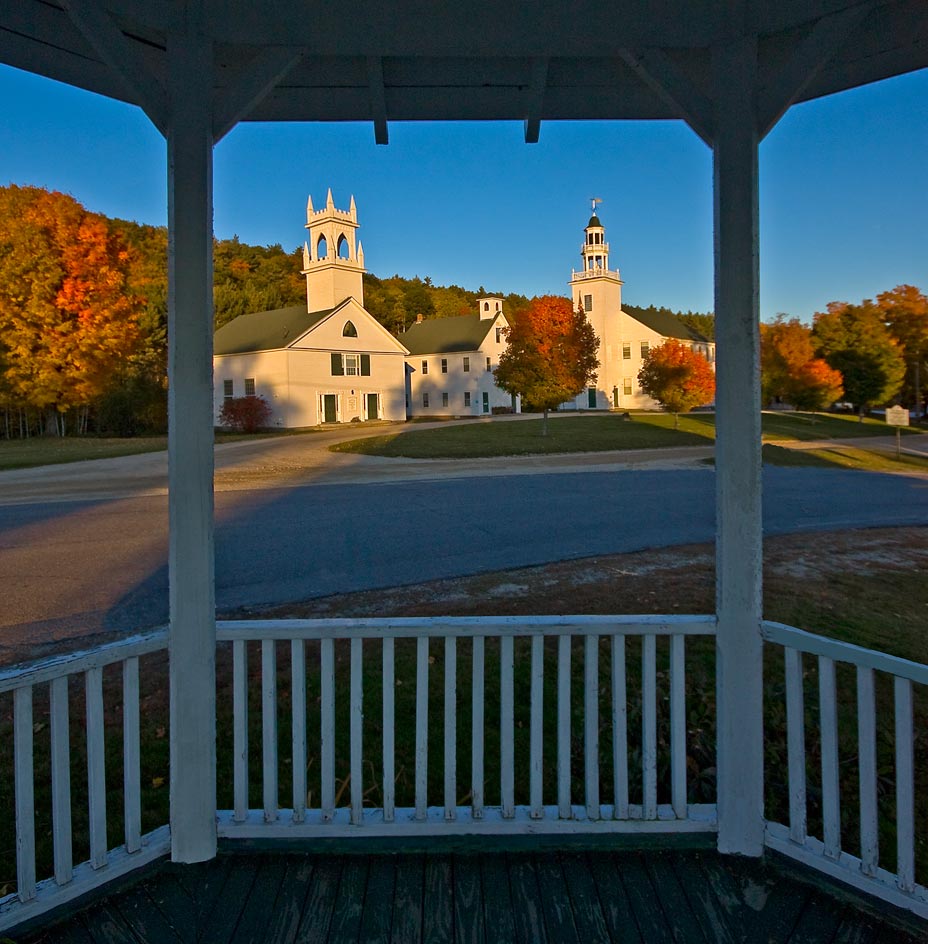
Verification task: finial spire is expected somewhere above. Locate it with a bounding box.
[349,194,357,219]
[306,194,314,218]
[326,187,334,209]
[302,241,310,268]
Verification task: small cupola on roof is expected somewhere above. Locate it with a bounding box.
[300,189,366,312]
[477,296,503,320]
[581,198,611,274]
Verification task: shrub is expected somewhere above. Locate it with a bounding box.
[219,395,272,433]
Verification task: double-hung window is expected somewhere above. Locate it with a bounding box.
[640,341,650,359]
[244,378,256,397]
[463,357,470,372]
[441,358,448,373]
[422,360,429,375]
[223,379,234,399]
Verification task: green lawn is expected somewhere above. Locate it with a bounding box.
[331,411,921,459]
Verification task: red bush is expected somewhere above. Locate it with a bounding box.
[219,395,272,433]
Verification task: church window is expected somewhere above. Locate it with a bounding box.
[622,343,631,359]
[342,321,358,337]
[316,235,328,259]
[223,379,233,399]
[640,341,650,358]
[464,392,472,407]
[244,378,256,397]
[337,234,350,259]
[441,358,448,373]
[623,377,633,395]
[484,302,490,311]
[463,357,470,372]
[442,392,449,407]
[423,393,430,408]
[584,295,593,312]
[495,327,503,343]
[486,357,492,372]
[496,301,501,311]
[422,360,428,375]
[344,354,360,376]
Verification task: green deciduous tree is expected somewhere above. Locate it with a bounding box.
[637,339,715,428]
[494,295,599,434]
[813,299,905,417]
[877,284,928,411]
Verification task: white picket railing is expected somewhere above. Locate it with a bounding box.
[0,631,171,933]
[762,621,928,920]
[214,615,718,839]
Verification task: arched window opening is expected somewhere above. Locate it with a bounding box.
[317,235,328,259]
[337,234,350,259]
[343,320,358,337]
[484,301,490,311]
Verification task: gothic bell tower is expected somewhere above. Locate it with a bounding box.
[301,189,366,312]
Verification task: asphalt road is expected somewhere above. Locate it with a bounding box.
[1,439,927,664]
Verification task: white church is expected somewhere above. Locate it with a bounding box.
[565,203,714,411]
[214,194,712,425]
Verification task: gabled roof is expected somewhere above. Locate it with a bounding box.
[625,308,709,344]
[400,313,501,355]
[214,305,330,355]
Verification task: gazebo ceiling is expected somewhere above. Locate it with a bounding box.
[2,1,926,128]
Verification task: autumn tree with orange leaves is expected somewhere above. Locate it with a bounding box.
[761,316,844,412]
[637,339,715,428]
[0,185,144,434]
[494,295,598,434]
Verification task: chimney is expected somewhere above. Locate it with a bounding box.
[416,313,424,324]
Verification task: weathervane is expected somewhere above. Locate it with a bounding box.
[590,197,603,214]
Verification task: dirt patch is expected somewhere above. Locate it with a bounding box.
[230,526,928,623]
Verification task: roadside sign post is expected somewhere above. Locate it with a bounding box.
[885,405,910,458]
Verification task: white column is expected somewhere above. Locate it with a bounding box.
[712,37,764,856]
[166,25,217,862]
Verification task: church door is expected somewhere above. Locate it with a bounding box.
[322,394,338,423]
[366,393,379,420]
[588,387,597,408]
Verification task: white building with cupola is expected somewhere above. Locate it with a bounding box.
[213,191,408,427]
[565,203,714,411]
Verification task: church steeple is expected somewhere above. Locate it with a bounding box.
[580,197,614,275]
[301,190,366,312]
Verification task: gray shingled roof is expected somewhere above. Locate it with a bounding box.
[625,308,709,343]
[214,305,333,355]
[400,314,497,355]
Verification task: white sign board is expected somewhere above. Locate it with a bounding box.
[886,406,910,427]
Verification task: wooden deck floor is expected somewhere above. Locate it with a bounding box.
[20,848,922,944]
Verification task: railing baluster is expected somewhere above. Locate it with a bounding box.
[122,657,141,853]
[444,636,457,821]
[670,634,687,819]
[262,640,278,823]
[320,638,335,822]
[785,647,806,845]
[14,685,36,902]
[611,635,628,820]
[49,676,73,884]
[501,635,514,819]
[291,639,306,823]
[529,635,544,819]
[642,634,657,819]
[584,634,600,820]
[471,636,485,819]
[894,677,915,893]
[856,666,877,875]
[818,655,840,859]
[85,667,107,869]
[415,636,429,821]
[350,638,363,825]
[232,639,249,822]
[383,637,395,823]
[557,635,572,819]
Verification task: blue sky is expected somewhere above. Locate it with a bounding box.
[1,62,925,321]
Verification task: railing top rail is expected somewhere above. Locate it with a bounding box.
[762,620,928,686]
[216,614,717,642]
[0,628,168,694]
